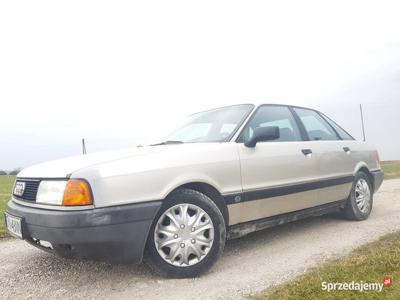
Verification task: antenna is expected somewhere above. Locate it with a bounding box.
[82,138,87,155]
[360,104,366,141]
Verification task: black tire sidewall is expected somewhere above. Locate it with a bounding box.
[144,189,226,278]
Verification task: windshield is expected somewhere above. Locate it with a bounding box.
[165,104,254,143]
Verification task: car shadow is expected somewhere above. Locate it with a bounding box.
[223,213,344,255]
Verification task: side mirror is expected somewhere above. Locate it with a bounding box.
[244,126,280,148]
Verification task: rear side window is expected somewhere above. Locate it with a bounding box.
[321,114,354,140]
[294,108,339,141]
[238,106,302,143]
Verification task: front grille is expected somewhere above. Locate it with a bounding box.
[14,180,41,202]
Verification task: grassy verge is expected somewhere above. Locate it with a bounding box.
[253,231,400,300]
[381,161,400,179]
[0,175,15,237]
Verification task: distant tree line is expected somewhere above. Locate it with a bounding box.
[0,169,21,175]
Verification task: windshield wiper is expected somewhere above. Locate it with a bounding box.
[150,140,184,146]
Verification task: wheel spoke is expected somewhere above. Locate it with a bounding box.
[189,243,202,258]
[167,244,182,261]
[193,222,213,234]
[181,246,190,265]
[179,204,189,226]
[364,199,370,211]
[158,237,177,249]
[362,181,369,192]
[191,211,205,227]
[195,238,213,249]
[157,224,178,235]
[165,212,180,229]
[359,198,366,211]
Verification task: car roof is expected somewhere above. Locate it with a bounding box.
[251,102,318,110]
[189,103,320,117]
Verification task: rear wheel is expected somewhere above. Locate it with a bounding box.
[341,172,373,220]
[144,189,226,278]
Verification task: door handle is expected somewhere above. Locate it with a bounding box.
[343,147,351,153]
[302,149,312,155]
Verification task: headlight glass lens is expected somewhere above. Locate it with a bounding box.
[36,181,68,205]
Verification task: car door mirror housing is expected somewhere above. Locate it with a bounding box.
[244,126,280,147]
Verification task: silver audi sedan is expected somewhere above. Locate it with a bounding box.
[6,104,384,278]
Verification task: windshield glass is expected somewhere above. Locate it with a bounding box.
[165,104,254,143]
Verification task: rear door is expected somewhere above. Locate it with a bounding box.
[292,108,354,204]
[230,105,320,225]
[321,112,359,171]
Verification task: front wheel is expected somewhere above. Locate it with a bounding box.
[341,171,373,221]
[144,189,226,278]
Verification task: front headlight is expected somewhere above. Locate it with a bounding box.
[36,179,93,206]
[36,181,68,205]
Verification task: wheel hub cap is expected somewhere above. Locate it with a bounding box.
[154,204,214,267]
[355,178,371,213]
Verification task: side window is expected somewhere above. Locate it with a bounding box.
[238,106,302,143]
[321,114,354,140]
[294,108,339,141]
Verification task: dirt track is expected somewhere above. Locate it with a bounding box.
[1,179,399,300]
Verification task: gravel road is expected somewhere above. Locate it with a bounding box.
[1,179,399,300]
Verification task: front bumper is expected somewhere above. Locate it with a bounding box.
[371,170,384,193]
[5,200,161,263]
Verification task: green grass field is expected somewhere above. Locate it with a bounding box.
[0,175,15,237]
[381,161,400,180]
[254,231,400,300]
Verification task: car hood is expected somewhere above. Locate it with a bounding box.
[17,145,186,178]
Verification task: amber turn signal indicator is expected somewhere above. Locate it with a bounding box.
[62,179,93,206]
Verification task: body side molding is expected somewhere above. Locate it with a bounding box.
[223,175,354,205]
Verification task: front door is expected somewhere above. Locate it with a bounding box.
[229,105,320,225]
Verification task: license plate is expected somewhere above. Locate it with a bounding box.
[5,213,23,239]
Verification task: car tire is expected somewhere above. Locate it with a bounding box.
[144,188,226,278]
[341,171,373,221]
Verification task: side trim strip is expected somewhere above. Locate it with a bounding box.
[223,175,354,205]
